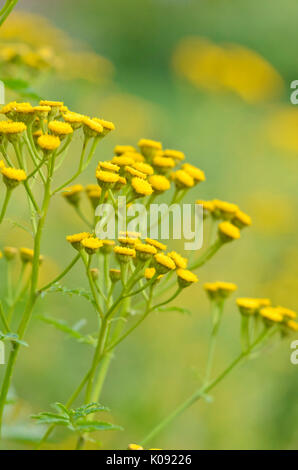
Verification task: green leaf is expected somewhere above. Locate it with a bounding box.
[1,78,41,100]
[74,420,123,433]
[41,282,94,305]
[37,314,95,346]
[53,402,70,417]
[31,412,69,426]
[157,306,192,315]
[0,331,28,346]
[70,403,110,419]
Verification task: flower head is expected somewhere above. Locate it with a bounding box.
[260,307,283,324]
[3,246,17,260]
[163,149,185,161]
[97,161,120,173]
[20,247,43,264]
[196,200,215,218]
[154,252,176,274]
[66,232,91,250]
[232,209,252,229]
[152,155,176,173]
[40,100,64,108]
[37,133,61,153]
[148,174,171,193]
[132,162,154,176]
[81,237,103,254]
[287,320,298,332]
[125,166,147,180]
[48,120,73,138]
[114,145,136,155]
[218,221,240,243]
[112,155,135,167]
[135,242,157,261]
[2,166,27,188]
[172,169,194,189]
[145,238,167,252]
[236,297,262,315]
[92,118,115,135]
[138,138,162,159]
[83,117,104,137]
[213,200,238,220]
[168,251,188,269]
[62,184,84,206]
[101,239,115,254]
[63,111,86,129]
[182,163,205,183]
[276,306,297,320]
[110,268,121,283]
[128,444,144,450]
[176,268,198,288]
[114,245,136,263]
[131,177,153,197]
[96,170,119,189]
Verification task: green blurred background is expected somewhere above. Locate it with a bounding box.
[0,0,298,450]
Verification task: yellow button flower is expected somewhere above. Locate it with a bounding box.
[114,145,136,155]
[96,170,119,188]
[66,232,91,250]
[37,133,61,153]
[135,242,157,261]
[109,268,121,283]
[176,268,198,288]
[154,252,176,274]
[81,237,103,254]
[152,155,176,173]
[163,149,185,161]
[148,174,171,193]
[97,161,120,173]
[125,166,147,180]
[287,320,298,332]
[83,117,104,137]
[128,444,143,450]
[2,166,27,188]
[173,169,194,189]
[132,162,154,176]
[20,247,43,264]
[114,245,136,263]
[92,118,115,135]
[236,297,262,315]
[168,251,188,269]
[112,155,135,167]
[232,209,252,229]
[131,177,153,197]
[213,200,238,220]
[62,184,84,206]
[182,163,205,183]
[48,120,73,138]
[260,307,283,324]
[145,238,167,252]
[218,221,240,243]
[138,138,162,159]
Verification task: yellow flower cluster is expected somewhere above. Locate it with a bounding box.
[236,297,297,332]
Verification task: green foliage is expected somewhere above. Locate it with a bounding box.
[31,402,122,434]
[41,282,95,306]
[0,331,28,347]
[37,314,96,346]
[1,78,41,100]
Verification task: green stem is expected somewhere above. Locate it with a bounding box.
[140,327,277,446]
[190,238,223,270]
[204,300,224,384]
[150,287,182,312]
[0,0,19,26]
[38,253,80,293]
[74,205,92,228]
[0,154,55,438]
[0,301,10,333]
[0,187,11,223]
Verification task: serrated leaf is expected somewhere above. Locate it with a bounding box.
[70,403,109,419]
[157,306,192,315]
[53,402,70,417]
[74,420,122,433]
[31,412,69,426]
[0,331,28,346]
[37,314,95,346]
[42,282,94,305]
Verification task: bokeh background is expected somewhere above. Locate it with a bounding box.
[0,0,298,450]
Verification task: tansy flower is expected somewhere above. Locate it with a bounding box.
[128,444,143,450]
[129,152,145,163]
[97,161,120,173]
[20,247,43,264]
[148,174,171,193]
[154,252,176,274]
[81,237,103,254]
[83,117,104,137]
[48,120,73,138]
[135,242,157,261]
[163,149,185,161]
[138,138,162,159]
[62,184,84,206]
[218,221,240,243]
[260,307,283,324]
[168,251,188,269]
[3,246,17,260]
[276,306,297,320]
[215,281,237,298]
[182,163,205,183]
[92,118,115,135]
[172,169,194,189]
[213,200,238,220]
[33,105,51,118]
[144,267,163,282]
[176,268,198,288]
[90,268,99,280]
[125,166,147,180]
[2,166,27,188]
[287,320,298,332]
[0,121,26,141]
[196,200,215,218]
[232,209,252,229]
[37,133,61,153]
[236,297,262,315]
[145,238,167,251]
[114,246,136,263]
[132,162,154,176]
[204,282,219,300]
[109,268,121,283]
[85,184,100,193]
[66,232,91,250]
[101,239,115,254]
[96,170,119,188]
[152,155,176,173]
[118,237,137,246]
[114,145,136,155]
[63,112,86,129]
[131,177,153,197]
[40,100,64,108]
[112,155,135,167]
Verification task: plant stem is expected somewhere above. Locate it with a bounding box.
[140,327,277,446]
[0,0,19,26]
[38,253,80,293]
[204,300,224,384]
[0,187,11,223]
[190,238,223,270]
